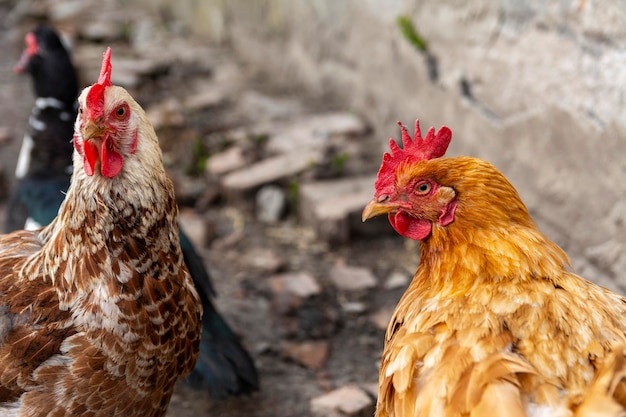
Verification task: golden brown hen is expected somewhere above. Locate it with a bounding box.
[362,120,626,417]
[0,48,202,416]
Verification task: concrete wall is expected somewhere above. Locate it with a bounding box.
[150,0,626,289]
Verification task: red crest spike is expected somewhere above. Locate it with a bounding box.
[98,47,112,87]
[86,47,113,119]
[373,119,452,196]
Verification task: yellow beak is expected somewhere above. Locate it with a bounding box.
[362,198,395,222]
[81,119,107,141]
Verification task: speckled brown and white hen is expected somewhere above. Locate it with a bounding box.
[0,48,202,417]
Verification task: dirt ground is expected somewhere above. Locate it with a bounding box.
[0,2,418,416]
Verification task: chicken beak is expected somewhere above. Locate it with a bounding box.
[362,198,394,222]
[81,119,107,141]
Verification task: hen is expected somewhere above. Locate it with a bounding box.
[362,120,626,417]
[0,48,202,416]
[6,25,259,398]
[6,24,77,232]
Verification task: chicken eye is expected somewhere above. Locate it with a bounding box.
[115,106,126,119]
[416,182,431,194]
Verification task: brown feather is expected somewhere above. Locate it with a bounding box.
[575,349,626,417]
[470,380,527,417]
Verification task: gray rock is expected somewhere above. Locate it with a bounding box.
[48,0,85,21]
[266,112,367,155]
[329,263,377,291]
[341,301,367,314]
[384,271,410,290]
[241,247,285,273]
[281,340,330,370]
[237,90,304,121]
[299,175,377,244]
[221,150,321,193]
[310,384,375,417]
[79,21,123,42]
[268,271,322,299]
[369,306,394,330]
[361,383,379,400]
[256,185,287,223]
[184,88,227,112]
[206,146,248,176]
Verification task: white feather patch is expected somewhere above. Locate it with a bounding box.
[28,115,46,131]
[35,96,65,109]
[24,217,42,231]
[15,135,34,178]
[0,405,20,416]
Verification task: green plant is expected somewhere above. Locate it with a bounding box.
[287,179,300,209]
[250,133,269,146]
[397,15,428,52]
[186,137,210,176]
[331,152,350,173]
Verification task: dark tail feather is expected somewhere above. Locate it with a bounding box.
[186,293,260,398]
[4,176,70,233]
[4,186,29,233]
[179,228,259,398]
[179,229,216,297]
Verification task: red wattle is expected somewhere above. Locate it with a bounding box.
[101,136,123,178]
[389,212,432,241]
[83,140,99,176]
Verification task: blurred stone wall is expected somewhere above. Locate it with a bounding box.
[148,0,626,290]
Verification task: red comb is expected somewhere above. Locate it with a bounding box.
[373,119,452,195]
[98,47,112,87]
[86,47,113,118]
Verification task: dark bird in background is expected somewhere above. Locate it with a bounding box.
[7,24,77,232]
[5,24,259,399]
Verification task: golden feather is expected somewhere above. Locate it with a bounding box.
[364,125,626,417]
